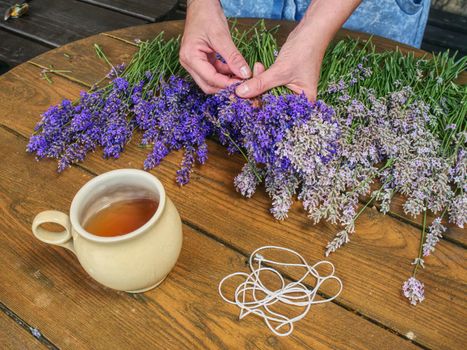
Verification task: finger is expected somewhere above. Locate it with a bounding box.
[235,67,283,98]
[187,64,239,94]
[180,52,221,91]
[191,59,238,89]
[184,66,219,94]
[207,52,233,75]
[253,62,265,76]
[215,39,251,79]
[190,57,240,89]
[287,84,317,102]
[213,60,235,75]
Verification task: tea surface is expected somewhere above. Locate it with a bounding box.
[84,198,158,237]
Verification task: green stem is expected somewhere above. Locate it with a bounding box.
[413,208,427,277]
[94,43,114,70]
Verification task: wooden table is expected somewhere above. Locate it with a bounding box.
[0,20,466,350]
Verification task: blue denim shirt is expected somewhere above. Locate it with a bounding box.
[220,0,430,48]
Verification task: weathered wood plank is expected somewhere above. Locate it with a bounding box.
[421,41,447,55]
[0,29,49,69]
[78,0,179,22]
[360,181,467,247]
[0,127,419,349]
[423,24,467,57]
[0,0,145,47]
[30,34,140,87]
[378,192,466,247]
[0,63,465,349]
[427,9,467,34]
[0,310,47,350]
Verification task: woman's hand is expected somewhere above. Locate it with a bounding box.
[236,22,324,101]
[180,0,252,94]
[235,0,361,101]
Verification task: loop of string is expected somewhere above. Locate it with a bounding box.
[218,246,343,337]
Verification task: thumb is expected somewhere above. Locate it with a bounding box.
[215,40,251,79]
[235,67,280,98]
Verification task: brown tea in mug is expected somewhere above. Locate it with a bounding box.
[84,198,158,237]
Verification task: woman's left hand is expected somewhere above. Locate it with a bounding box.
[235,21,324,101]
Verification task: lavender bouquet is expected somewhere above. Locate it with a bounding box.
[27,21,466,305]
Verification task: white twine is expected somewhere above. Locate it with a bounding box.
[218,246,343,337]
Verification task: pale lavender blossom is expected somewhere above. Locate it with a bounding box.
[234,163,261,198]
[402,277,425,305]
[325,229,350,256]
[423,217,447,256]
[449,193,467,228]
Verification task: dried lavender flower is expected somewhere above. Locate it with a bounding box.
[402,277,425,305]
[422,217,447,256]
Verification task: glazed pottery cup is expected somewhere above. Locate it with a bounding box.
[32,169,183,293]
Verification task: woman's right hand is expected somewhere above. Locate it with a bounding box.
[180,0,251,94]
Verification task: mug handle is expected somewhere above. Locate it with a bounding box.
[32,210,76,254]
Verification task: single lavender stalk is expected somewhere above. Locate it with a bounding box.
[402,208,428,305]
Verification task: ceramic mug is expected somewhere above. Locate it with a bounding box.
[32,169,183,293]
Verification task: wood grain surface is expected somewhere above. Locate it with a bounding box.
[0,63,465,349]
[78,0,179,21]
[0,29,49,69]
[0,20,465,350]
[0,127,420,350]
[0,0,145,47]
[0,311,47,350]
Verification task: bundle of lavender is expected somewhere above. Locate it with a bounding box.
[27,21,466,305]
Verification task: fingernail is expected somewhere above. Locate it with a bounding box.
[236,84,249,96]
[240,66,250,79]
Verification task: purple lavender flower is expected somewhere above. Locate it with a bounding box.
[449,193,467,228]
[27,99,77,159]
[113,77,129,92]
[106,63,126,80]
[423,217,447,256]
[176,148,195,186]
[276,101,339,176]
[450,148,466,191]
[134,76,211,185]
[144,141,169,170]
[215,52,226,64]
[402,277,425,305]
[99,82,134,159]
[234,163,261,198]
[445,123,457,130]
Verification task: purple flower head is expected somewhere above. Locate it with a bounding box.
[98,87,134,159]
[276,100,340,176]
[445,123,457,130]
[27,98,78,160]
[176,149,195,186]
[422,217,446,256]
[144,141,169,170]
[134,76,211,182]
[106,63,126,80]
[113,77,129,92]
[234,163,261,198]
[402,277,425,305]
[215,52,226,64]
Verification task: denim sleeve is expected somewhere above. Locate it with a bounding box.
[220,0,430,48]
